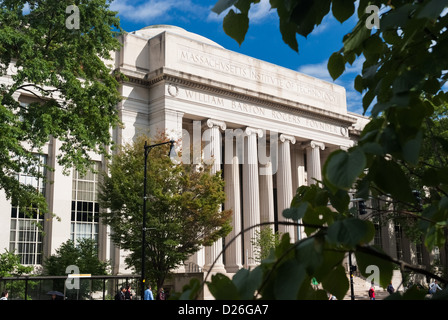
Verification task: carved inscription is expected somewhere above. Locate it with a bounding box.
[178,49,339,105]
[177,88,348,137]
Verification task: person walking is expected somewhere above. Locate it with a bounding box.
[1,291,8,300]
[125,285,133,300]
[156,288,166,300]
[368,285,375,300]
[144,285,154,300]
[387,282,395,295]
[115,287,126,300]
[429,280,443,295]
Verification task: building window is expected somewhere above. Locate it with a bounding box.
[374,223,382,248]
[9,155,46,265]
[416,242,423,265]
[71,163,100,243]
[10,208,44,265]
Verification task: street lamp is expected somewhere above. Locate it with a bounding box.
[141,139,176,300]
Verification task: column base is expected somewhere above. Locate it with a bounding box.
[225,264,243,274]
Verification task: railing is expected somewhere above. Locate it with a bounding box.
[0,275,141,300]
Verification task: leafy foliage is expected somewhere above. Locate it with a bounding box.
[0,250,34,300]
[0,249,33,277]
[0,0,122,215]
[43,238,109,299]
[43,238,109,277]
[189,0,448,300]
[98,134,232,289]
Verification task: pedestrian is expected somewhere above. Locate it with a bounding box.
[311,277,319,290]
[387,282,395,295]
[156,287,166,300]
[429,280,443,295]
[125,285,133,300]
[1,291,8,300]
[368,285,375,300]
[115,287,126,300]
[144,285,154,300]
[328,293,336,300]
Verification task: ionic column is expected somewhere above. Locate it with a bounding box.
[259,162,275,233]
[204,119,226,273]
[224,139,243,273]
[243,127,263,268]
[276,134,296,242]
[291,143,306,240]
[304,141,325,185]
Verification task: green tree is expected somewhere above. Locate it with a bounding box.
[0,249,33,277]
[43,238,109,299]
[179,0,448,300]
[98,134,232,290]
[0,250,35,300]
[251,226,280,264]
[0,0,122,215]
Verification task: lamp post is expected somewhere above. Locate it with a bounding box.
[141,139,176,300]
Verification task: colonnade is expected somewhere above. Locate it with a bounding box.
[181,118,328,274]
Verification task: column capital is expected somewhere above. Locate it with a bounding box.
[206,119,226,130]
[245,127,263,138]
[279,134,296,144]
[303,140,325,150]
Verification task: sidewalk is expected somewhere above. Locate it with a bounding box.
[343,289,390,300]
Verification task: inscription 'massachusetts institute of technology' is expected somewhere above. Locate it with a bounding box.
[178,47,341,108]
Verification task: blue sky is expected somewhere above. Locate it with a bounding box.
[111,0,364,115]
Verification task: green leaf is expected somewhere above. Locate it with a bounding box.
[223,9,249,45]
[232,267,263,299]
[417,0,448,20]
[279,20,299,52]
[324,148,366,190]
[208,273,240,299]
[343,20,371,53]
[327,218,375,248]
[354,74,364,93]
[295,237,324,274]
[402,130,423,165]
[283,202,307,221]
[212,0,239,14]
[361,142,383,156]
[328,189,350,213]
[369,157,414,203]
[275,233,294,260]
[177,278,202,300]
[328,52,345,80]
[332,0,355,23]
[321,264,349,300]
[274,259,306,299]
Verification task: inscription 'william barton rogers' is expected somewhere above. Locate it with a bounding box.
[178,88,347,137]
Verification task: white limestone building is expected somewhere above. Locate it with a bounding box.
[4,25,435,290]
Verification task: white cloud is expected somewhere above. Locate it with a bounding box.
[297,60,332,82]
[111,0,209,23]
[111,0,176,22]
[206,0,275,24]
[248,0,275,23]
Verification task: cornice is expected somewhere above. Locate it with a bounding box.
[115,66,359,127]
